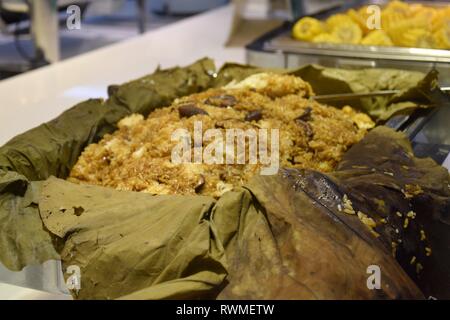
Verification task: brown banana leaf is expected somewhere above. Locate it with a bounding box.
[290,65,439,121]
[36,126,450,299]
[0,59,448,299]
[0,59,217,271]
[330,126,450,299]
[39,177,225,300]
[0,175,59,271]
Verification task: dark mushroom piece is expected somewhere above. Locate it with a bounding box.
[296,119,314,138]
[195,175,206,193]
[205,94,237,108]
[178,104,209,118]
[296,107,313,122]
[245,110,263,122]
[215,122,225,129]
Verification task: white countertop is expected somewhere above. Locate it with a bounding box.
[0,4,244,299]
[0,4,245,146]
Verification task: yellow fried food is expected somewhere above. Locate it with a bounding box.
[326,14,355,30]
[384,0,412,17]
[408,4,425,16]
[432,8,450,32]
[361,30,393,46]
[292,17,325,41]
[331,22,362,44]
[312,33,341,44]
[381,10,408,31]
[396,28,436,48]
[386,17,429,46]
[434,25,450,49]
[291,0,450,49]
[413,7,440,30]
[347,8,371,35]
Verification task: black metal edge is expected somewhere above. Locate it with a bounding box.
[245,1,352,52]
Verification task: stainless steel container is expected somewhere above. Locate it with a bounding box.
[247,1,450,86]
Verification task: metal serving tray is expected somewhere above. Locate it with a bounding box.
[247,1,450,85]
[386,94,450,169]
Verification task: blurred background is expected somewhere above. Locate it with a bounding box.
[0,0,343,80]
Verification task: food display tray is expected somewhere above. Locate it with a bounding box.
[246,1,450,86]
